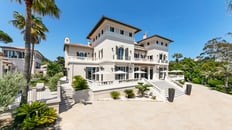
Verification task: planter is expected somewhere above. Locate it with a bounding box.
[73,89,94,103]
[168,88,175,102]
[185,84,192,95]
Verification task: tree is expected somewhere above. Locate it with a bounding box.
[172,53,183,63]
[55,56,65,74]
[9,0,60,104]
[215,64,232,92]
[201,38,232,63]
[10,11,49,75]
[47,62,62,77]
[0,30,13,43]
[0,73,26,108]
[135,82,152,97]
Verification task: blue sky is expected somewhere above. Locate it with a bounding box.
[1,0,232,61]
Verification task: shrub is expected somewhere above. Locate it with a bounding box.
[110,91,120,99]
[208,79,223,87]
[72,75,89,91]
[151,96,156,100]
[192,77,201,84]
[0,72,26,108]
[14,101,57,129]
[48,72,63,91]
[135,82,152,97]
[124,89,135,98]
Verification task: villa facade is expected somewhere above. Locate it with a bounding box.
[0,46,44,77]
[64,16,173,85]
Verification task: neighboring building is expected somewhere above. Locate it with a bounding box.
[64,16,173,86]
[0,46,44,76]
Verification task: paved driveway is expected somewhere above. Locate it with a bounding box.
[59,83,232,130]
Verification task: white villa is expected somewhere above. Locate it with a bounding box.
[0,46,44,77]
[64,16,173,88]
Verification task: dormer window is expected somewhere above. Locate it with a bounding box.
[129,32,132,37]
[120,30,124,35]
[110,27,114,32]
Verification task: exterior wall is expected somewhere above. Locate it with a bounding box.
[0,47,43,75]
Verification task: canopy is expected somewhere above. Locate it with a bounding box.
[134,70,146,74]
[114,70,127,74]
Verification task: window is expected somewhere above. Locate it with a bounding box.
[110,27,114,32]
[120,30,124,35]
[147,42,150,46]
[76,52,80,56]
[77,51,87,57]
[93,38,95,42]
[165,43,168,47]
[101,30,104,34]
[117,47,124,60]
[156,41,159,44]
[98,33,100,37]
[161,42,163,45]
[129,32,132,37]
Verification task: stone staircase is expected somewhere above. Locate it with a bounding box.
[152,80,184,98]
[59,84,75,113]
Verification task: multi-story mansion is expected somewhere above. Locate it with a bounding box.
[64,16,173,86]
[0,46,43,77]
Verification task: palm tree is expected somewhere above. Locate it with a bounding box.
[227,0,232,12]
[10,11,48,75]
[10,0,60,104]
[215,64,232,92]
[172,53,183,63]
[0,30,13,43]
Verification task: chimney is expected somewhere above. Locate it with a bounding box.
[64,37,70,43]
[143,32,148,39]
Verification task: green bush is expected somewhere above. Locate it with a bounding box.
[14,101,57,129]
[124,89,135,98]
[0,72,26,108]
[48,72,63,91]
[72,75,89,91]
[135,82,152,97]
[110,91,120,99]
[151,96,156,100]
[208,79,223,87]
[192,77,201,84]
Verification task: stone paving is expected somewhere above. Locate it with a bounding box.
[59,83,232,130]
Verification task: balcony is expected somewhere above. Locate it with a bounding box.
[67,56,169,65]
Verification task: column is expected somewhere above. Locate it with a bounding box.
[148,66,150,80]
[138,66,141,79]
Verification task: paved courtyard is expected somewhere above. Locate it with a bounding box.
[59,83,232,130]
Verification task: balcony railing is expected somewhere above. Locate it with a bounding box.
[67,56,169,64]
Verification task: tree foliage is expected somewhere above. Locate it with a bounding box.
[172,53,183,63]
[47,62,62,77]
[0,73,26,107]
[48,72,63,91]
[135,82,152,97]
[0,30,13,43]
